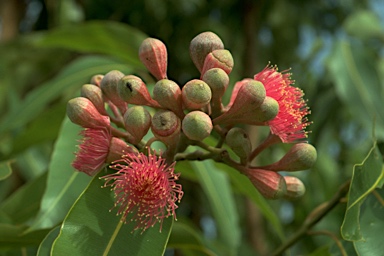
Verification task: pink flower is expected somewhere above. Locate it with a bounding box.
[102,150,184,232]
[254,65,310,143]
[73,128,132,176]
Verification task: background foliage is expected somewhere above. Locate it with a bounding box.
[0,0,383,255]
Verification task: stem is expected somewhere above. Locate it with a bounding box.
[271,180,350,256]
[248,132,281,162]
[307,230,347,256]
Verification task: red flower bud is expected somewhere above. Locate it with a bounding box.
[80,84,107,115]
[201,49,234,76]
[139,38,168,80]
[151,110,181,145]
[283,176,306,200]
[90,74,104,87]
[100,70,127,113]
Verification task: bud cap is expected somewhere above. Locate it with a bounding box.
[182,111,213,141]
[182,79,212,110]
[124,106,152,145]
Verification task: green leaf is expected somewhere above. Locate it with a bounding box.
[341,141,384,241]
[353,188,384,256]
[36,226,60,256]
[0,172,47,224]
[51,171,173,256]
[0,55,132,135]
[344,10,384,39]
[192,160,240,256]
[326,40,384,139]
[34,21,147,68]
[27,117,92,232]
[0,161,12,181]
[0,224,49,248]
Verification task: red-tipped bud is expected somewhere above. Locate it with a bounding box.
[225,127,252,162]
[190,32,224,72]
[123,106,151,145]
[201,49,234,76]
[258,143,317,172]
[67,97,110,129]
[182,79,212,110]
[151,110,181,145]
[182,111,213,141]
[117,75,160,108]
[283,176,306,200]
[139,38,168,80]
[100,70,127,113]
[80,84,107,115]
[90,74,104,87]
[153,79,184,118]
[243,168,287,199]
[106,137,138,163]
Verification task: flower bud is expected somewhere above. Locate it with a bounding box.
[139,38,168,80]
[259,143,317,172]
[243,168,287,199]
[225,127,252,161]
[182,111,213,141]
[67,97,110,129]
[202,68,229,100]
[151,110,181,145]
[201,49,234,76]
[182,79,212,110]
[80,84,107,115]
[117,75,160,108]
[90,74,104,87]
[190,32,224,72]
[100,70,127,112]
[106,137,138,163]
[123,106,151,145]
[153,79,184,118]
[283,176,306,200]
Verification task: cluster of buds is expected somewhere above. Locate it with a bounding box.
[66,31,316,232]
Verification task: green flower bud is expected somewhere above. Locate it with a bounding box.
[117,75,160,108]
[100,70,127,113]
[283,176,306,200]
[151,110,181,145]
[259,143,317,172]
[90,74,104,87]
[182,79,212,110]
[202,68,229,99]
[80,84,107,115]
[153,79,184,118]
[139,38,168,80]
[225,127,252,162]
[201,49,234,76]
[67,97,110,128]
[182,111,213,141]
[190,32,224,72]
[123,106,151,145]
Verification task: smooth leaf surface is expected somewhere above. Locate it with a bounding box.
[341,141,384,241]
[192,160,240,256]
[27,117,92,232]
[0,161,12,180]
[344,10,384,39]
[52,170,173,256]
[34,21,147,68]
[0,224,49,248]
[36,226,60,256]
[0,55,132,135]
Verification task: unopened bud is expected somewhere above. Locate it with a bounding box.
[259,143,317,172]
[182,111,213,141]
[123,106,151,145]
[139,38,168,80]
[80,84,107,115]
[190,32,224,72]
[90,74,104,87]
[182,79,212,110]
[153,79,184,118]
[225,127,252,161]
[106,137,138,163]
[244,168,287,199]
[151,110,181,145]
[202,68,229,100]
[117,75,160,108]
[100,70,127,113]
[283,176,306,200]
[201,49,234,76]
[67,97,110,128]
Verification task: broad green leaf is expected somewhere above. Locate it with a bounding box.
[0,161,12,180]
[353,189,384,256]
[0,55,132,135]
[0,224,49,248]
[341,141,384,241]
[326,40,384,139]
[34,21,147,68]
[344,10,384,39]
[27,117,92,232]
[192,160,240,256]
[36,226,60,256]
[0,172,47,224]
[52,171,173,256]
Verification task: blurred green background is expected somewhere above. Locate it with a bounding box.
[0,0,383,255]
